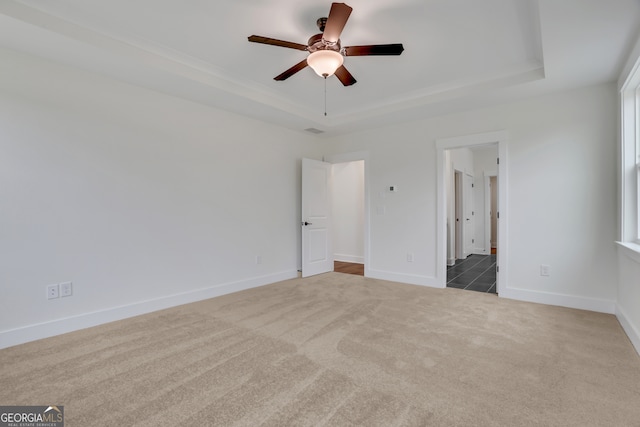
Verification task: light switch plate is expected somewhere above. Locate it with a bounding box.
[540,265,550,276]
[60,281,73,297]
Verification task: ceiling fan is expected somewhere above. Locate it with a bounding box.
[248,2,404,86]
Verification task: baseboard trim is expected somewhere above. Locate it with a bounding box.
[472,249,490,255]
[616,304,640,356]
[366,269,443,288]
[499,287,616,314]
[334,254,364,264]
[0,270,297,349]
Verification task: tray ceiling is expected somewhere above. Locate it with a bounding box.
[0,0,638,136]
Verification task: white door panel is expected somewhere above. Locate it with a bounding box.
[302,158,333,277]
[464,173,474,257]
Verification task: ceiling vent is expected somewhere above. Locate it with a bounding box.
[305,128,325,134]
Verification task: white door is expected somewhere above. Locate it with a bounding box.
[302,158,333,277]
[454,171,474,259]
[463,173,474,256]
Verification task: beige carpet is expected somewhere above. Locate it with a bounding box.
[1,272,639,426]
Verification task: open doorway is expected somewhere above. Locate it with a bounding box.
[332,160,365,276]
[436,131,507,296]
[446,146,497,293]
[301,154,368,278]
[317,151,369,278]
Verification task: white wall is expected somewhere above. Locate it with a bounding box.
[0,46,627,348]
[325,83,618,312]
[449,148,474,173]
[0,48,322,348]
[617,249,640,353]
[332,161,365,263]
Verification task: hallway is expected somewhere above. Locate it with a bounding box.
[447,254,497,294]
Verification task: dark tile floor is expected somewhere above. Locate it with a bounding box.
[447,254,497,294]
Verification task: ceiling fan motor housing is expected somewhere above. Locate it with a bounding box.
[307,32,342,54]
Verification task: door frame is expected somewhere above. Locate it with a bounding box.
[436,131,508,294]
[463,172,475,258]
[484,172,498,254]
[454,170,464,260]
[324,151,370,277]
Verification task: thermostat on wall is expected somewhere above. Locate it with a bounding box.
[389,186,398,192]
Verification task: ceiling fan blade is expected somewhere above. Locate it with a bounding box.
[334,65,357,86]
[343,44,405,56]
[248,35,308,51]
[323,3,353,43]
[274,59,309,81]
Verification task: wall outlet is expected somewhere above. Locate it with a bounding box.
[407,253,414,262]
[540,264,550,276]
[255,255,262,265]
[47,284,59,299]
[60,281,73,297]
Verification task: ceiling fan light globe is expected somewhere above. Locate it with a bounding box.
[307,50,343,77]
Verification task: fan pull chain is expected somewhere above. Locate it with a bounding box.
[324,76,327,117]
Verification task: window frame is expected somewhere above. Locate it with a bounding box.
[636,91,640,243]
[619,58,640,247]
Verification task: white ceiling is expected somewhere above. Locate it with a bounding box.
[1,0,639,137]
